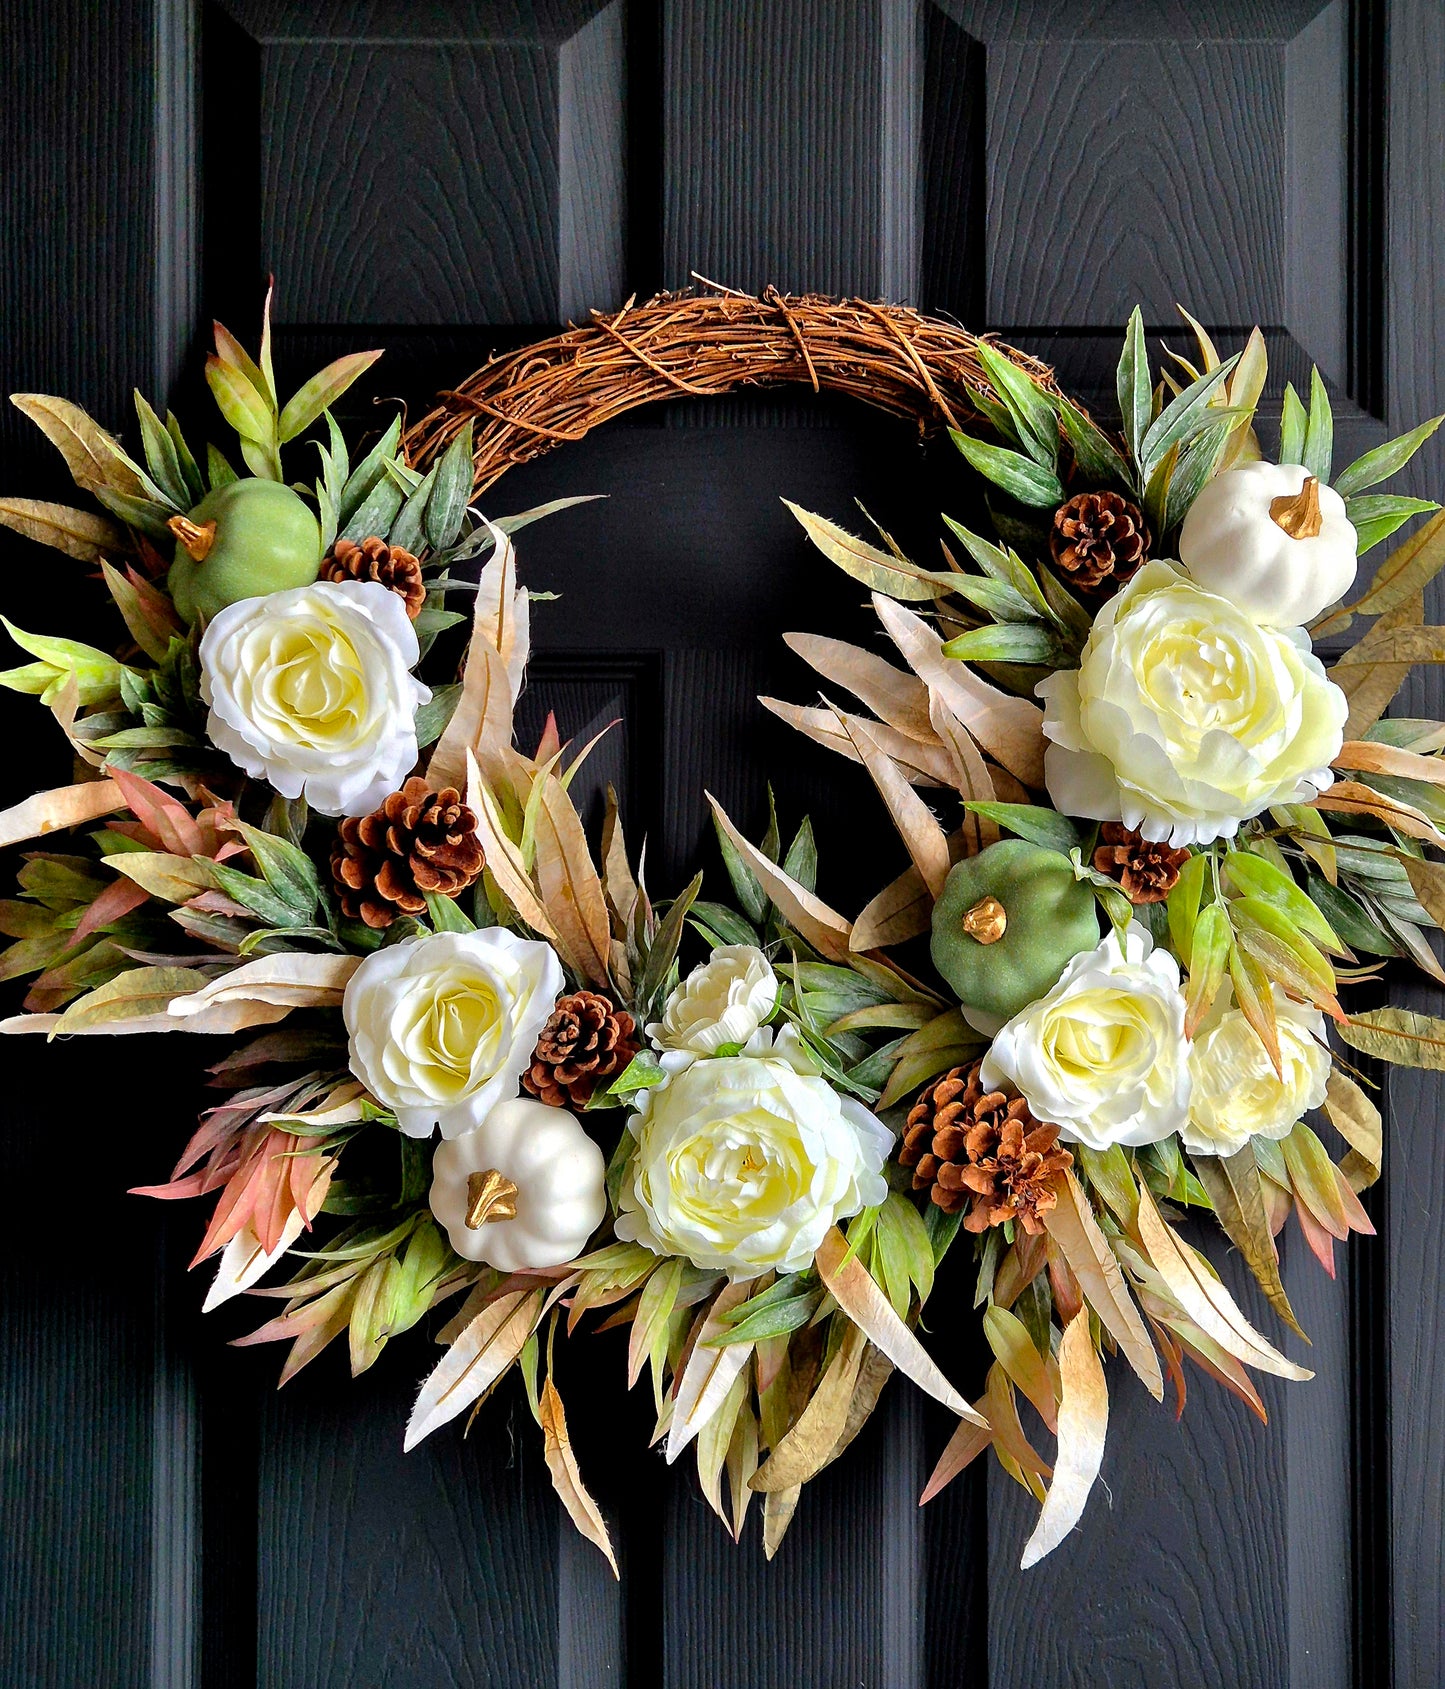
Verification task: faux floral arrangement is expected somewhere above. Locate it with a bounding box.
[2,295,1443,1571]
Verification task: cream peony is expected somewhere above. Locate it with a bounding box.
[343,928,563,1138]
[981,926,1191,1151]
[199,578,429,817]
[615,1025,891,1276]
[648,943,778,1055]
[1037,561,1346,847]
[1183,986,1330,1156]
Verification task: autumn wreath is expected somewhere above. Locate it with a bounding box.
[2,285,1441,1570]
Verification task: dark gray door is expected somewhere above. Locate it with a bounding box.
[2,3,1441,1685]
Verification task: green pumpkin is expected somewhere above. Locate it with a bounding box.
[931,840,1099,1023]
[168,479,322,624]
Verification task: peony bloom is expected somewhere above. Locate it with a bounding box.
[980,926,1191,1151]
[1037,561,1346,847]
[648,943,778,1055]
[615,1025,891,1276]
[199,578,429,817]
[343,927,563,1138]
[1183,986,1330,1156]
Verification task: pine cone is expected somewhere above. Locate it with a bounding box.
[1092,822,1189,904]
[1049,491,1149,592]
[322,536,426,619]
[523,991,640,1108]
[330,777,483,928]
[899,1060,1071,1233]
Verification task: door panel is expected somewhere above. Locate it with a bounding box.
[2,1,1441,1685]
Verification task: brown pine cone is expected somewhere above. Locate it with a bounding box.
[899,1060,1071,1233]
[1092,822,1189,904]
[330,777,483,928]
[322,536,426,619]
[1049,490,1149,592]
[523,991,640,1109]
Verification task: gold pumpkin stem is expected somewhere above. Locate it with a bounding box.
[167,514,218,561]
[1268,476,1323,540]
[962,895,1007,944]
[465,1168,519,1228]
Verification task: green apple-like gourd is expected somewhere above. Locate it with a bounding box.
[931,840,1099,1025]
[167,479,322,624]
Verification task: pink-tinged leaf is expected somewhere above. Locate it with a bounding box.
[73,873,150,943]
[107,765,204,855]
[206,353,274,446]
[534,711,562,765]
[919,1403,993,1504]
[203,1208,307,1311]
[277,350,383,444]
[1020,1310,1108,1568]
[1293,1199,1338,1277]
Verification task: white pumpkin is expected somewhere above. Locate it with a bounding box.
[1177,459,1357,626]
[430,1097,607,1271]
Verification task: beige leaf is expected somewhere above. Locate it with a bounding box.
[783,631,935,741]
[667,1277,757,1463]
[1324,507,1445,631]
[759,696,957,786]
[835,710,950,899]
[873,595,1046,787]
[762,1486,802,1560]
[532,772,613,988]
[472,522,529,700]
[601,785,640,933]
[110,851,216,903]
[540,1377,619,1576]
[814,1228,987,1425]
[783,500,946,602]
[1042,1172,1163,1401]
[167,952,359,1016]
[707,794,854,962]
[1337,1006,1445,1071]
[1335,739,1445,785]
[404,1288,541,1450]
[851,862,933,951]
[824,1342,894,1468]
[1134,1183,1312,1380]
[203,1209,307,1311]
[11,393,142,495]
[47,674,104,769]
[0,778,125,849]
[1323,1068,1383,1191]
[1398,852,1445,930]
[258,1080,368,1129]
[1313,781,1445,848]
[0,498,126,562]
[750,1321,868,1492]
[927,691,997,852]
[429,638,513,792]
[465,753,563,945]
[1331,594,1426,737]
[1019,1309,1108,1568]
[53,965,211,1032]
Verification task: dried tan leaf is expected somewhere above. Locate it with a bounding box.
[1323,1068,1383,1192]
[601,785,640,934]
[1337,1005,1445,1070]
[667,1277,757,1463]
[465,751,562,945]
[1188,1151,1306,1340]
[110,851,215,902]
[815,1228,986,1425]
[1331,594,1426,737]
[540,1377,619,1576]
[1335,739,1445,784]
[783,500,945,601]
[759,696,958,787]
[873,595,1046,787]
[1135,1183,1312,1380]
[428,524,525,788]
[1042,1172,1163,1401]
[835,710,950,899]
[11,393,142,495]
[1019,1309,1108,1568]
[762,1485,802,1560]
[707,795,854,962]
[472,521,530,699]
[404,1288,541,1450]
[168,952,359,1016]
[928,691,997,852]
[751,1321,868,1493]
[851,862,933,951]
[783,632,935,741]
[919,1403,993,1504]
[1333,507,1445,628]
[0,497,126,561]
[0,778,126,848]
[1312,781,1445,848]
[532,772,612,989]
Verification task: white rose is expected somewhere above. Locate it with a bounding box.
[981,926,1191,1151]
[615,1025,891,1276]
[343,927,563,1138]
[1038,561,1346,847]
[200,579,430,817]
[1183,986,1330,1156]
[648,943,778,1054]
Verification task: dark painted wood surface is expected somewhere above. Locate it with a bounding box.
[1,1,1441,1685]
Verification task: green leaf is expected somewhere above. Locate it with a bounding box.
[712,810,768,925]
[940,622,1071,665]
[424,890,474,933]
[415,681,462,748]
[388,460,438,555]
[206,355,275,448]
[338,416,403,527]
[688,901,758,948]
[925,1201,964,1267]
[1163,413,1237,533]
[1333,415,1444,497]
[206,442,239,491]
[607,1049,667,1096]
[949,431,1065,509]
[1302,367,1334,484]
[425,421,475,551]
[0,619,129,705]
[1115,306,1151,466]
[962,802,1081,854]
[93,487,178,545]
[133,391,190,510]
[277,349,383,443]
[207,863,305,929]
[1279,382,1308,466]
[165,412,205,505]
[976,343,1059,470]
[225,818,320,916]
[782,500,947,601]
[638,872,704,1013]
[875,1190,935,1308]
[1223,850,1343,953]
[1344,494,1441,556]
[1054,393,1133,489]
[1137,356,1238,481]
[1189,1149,1307,1340]
[781,816,817,895]
[340,470,405,546]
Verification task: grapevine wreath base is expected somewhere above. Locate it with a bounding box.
[1,283,1442,1571]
